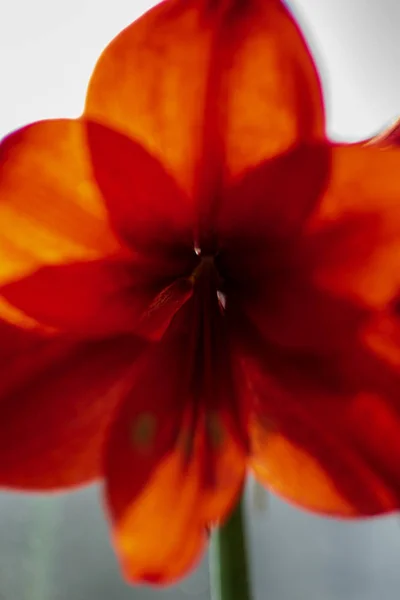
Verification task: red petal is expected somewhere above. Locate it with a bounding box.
[104,301,245,584]
[0,119,122,287]
[218,144,335,355]
[305,144,400,310]
[225,143,400,353]
[0,120,194,338]
[217,144,330,277]
[226,142,400,515]
[85,121,194,254]
[0,319,146,489]
[229,265,366,356]
[1,257,193,340]
[236,334,400,516]
[85,0,324,198]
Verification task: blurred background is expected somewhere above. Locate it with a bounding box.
[1,0,400,598]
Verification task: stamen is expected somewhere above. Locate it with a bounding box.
[217,290,226,310]
[190,254,215,283]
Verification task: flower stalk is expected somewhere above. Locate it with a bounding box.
[209,494,253,600]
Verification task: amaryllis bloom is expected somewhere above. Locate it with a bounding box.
[2,0,400,585]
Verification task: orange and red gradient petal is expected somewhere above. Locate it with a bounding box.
[217,144,330,261]
[85,122,194,255]
[235,337,400,516]
[1,258,193,339]
[104,306,245,584]
[0,319,146,489]
[225,143,400,355]
[304,145,400,310]
[85,0,324,196]
[227,144,400,514]
[249,394,400,517]
[0,119,122,287]
[109,445,207,584]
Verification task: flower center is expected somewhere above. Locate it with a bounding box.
[190,254,215,282]
[190,248,226,310]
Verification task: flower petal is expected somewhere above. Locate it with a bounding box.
[0,119,122,286]
[1,258,193,340]
[234,319,400,516]
[104,302,245,584]
[227,143,400,515]
[224,143,400,353]
[85,121,195,254]
[0,319,146,489]
[0,119,195,338]
[305,144,400,309]
[85,0,324,196]
[364,117,400,147]
[217,143,330,270]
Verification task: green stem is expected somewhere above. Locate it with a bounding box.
[209,494,253,600]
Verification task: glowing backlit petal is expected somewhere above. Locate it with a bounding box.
[3,0,400,586]
[105,303,245,583]
[231,300,400,516]
[246,361,400,516]
[0,119,121,286]
[85,0,324,197]
[305,144,400,309]
[225,143,400,355]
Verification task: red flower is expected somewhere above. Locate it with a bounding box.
[2,0,400,585]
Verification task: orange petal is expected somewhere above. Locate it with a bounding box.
[104,302,245,584]
[0,119,122,286]
[304,144,400,309]
[0,319,146,489]
[225,143,400,517]
[224,143,400,360]
[0,119,195,338]
[110,448,207,584]
[85,0,324,197]
[234,329,400,516]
